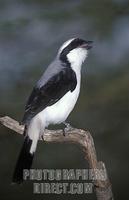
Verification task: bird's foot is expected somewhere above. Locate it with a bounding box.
[63,122,74,136]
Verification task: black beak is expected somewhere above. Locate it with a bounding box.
[81,41,93,50]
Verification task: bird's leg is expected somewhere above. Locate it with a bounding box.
[39,135,44,141]
[40,135,44,141]
[39,131,44,141]
[63,121,74,136]
[23,125,28,137]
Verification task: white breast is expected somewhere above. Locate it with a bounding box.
[40,70,81,127]
[42,79,80,126]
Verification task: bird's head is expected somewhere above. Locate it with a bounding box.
[58,38,93,66]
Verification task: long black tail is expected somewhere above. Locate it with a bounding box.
[12,136,34,184]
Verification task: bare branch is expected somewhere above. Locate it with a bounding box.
[0,116,114,200]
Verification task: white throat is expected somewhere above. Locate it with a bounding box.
[67,48,88,73]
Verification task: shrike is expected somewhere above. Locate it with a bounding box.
[12,38,93,183]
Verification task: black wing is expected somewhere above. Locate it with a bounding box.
[21,67,77,125]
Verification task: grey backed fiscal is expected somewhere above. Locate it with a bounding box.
[12,38,93,183]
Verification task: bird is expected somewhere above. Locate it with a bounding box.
[12,38,93,183]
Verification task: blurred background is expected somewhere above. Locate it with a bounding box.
[0,0,129,199]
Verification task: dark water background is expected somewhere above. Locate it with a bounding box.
[0,0,129,199]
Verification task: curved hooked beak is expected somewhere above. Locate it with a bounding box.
[81,41,93,50]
